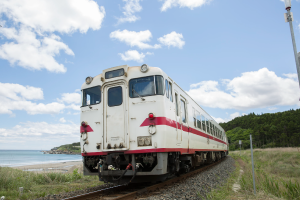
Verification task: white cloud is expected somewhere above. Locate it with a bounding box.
[0,0,105,73]
[117,0,142,24]
[160,0,210,11]
[0,82,43,101]
[212,112,244,123]
[0,82,81,115]
[230,112,240,119]
[0,82,65,115]
[119,50,145,62]
[187,68,300,110]
[0,27,74,73]
[158,31,185,48]
[212,116,226,123]
[283,73,298,79]
[58,93,81,104]
[0,121,78,137]
[0,0,105,34]
[110,30,161,49]
[0,121,79,150]
[66,104,81,111]
[59,118,66,123]
[268,107,277,110]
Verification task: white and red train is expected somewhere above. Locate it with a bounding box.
[80,64,228,183]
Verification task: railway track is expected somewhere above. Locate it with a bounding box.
[63,157,227,200]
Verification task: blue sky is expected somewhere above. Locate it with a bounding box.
[0,0,300,150]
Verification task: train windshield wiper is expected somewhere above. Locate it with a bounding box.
[132,88,145,101]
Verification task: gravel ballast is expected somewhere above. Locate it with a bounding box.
[145,156,236,200]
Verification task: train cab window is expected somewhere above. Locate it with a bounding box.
[165,80,169,98]
[105,68,124,79]
[129,76,164,98]
[175,93,179,116]
[108,86,122,107]
[201,115,206,132]
[82,86,101,107]
[180,99,186,123]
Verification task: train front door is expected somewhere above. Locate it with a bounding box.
[103,83,128,150]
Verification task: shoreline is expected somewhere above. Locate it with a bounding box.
[11,160,83,173]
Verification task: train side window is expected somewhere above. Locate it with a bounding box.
[108,86,123,107]
[155,75,164,95]
[192,108,196,127]
[180,99,186,123]
[169,82,173,102]
[196,112,201,129]
[207,121,210,134]
[165,79,169,98]
[201,115,206,132]
[175,93,179,116]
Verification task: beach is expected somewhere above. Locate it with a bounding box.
[12,160,83,173]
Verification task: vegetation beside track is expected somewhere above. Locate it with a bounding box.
[205,148,300,200]
[219,109,300,150]
[0,167,103,200]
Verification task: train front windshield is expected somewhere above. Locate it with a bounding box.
[129,75,164,98]
[82,86,101,106]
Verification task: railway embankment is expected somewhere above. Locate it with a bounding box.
[208,148,300,200]
[144,156,236,200]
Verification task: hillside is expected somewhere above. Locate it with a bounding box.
[43,142,81,154]
[56,142,81,153]
[219,109,300,150]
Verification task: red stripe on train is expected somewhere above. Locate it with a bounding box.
[140,117,226,145]
[82,148,228,156]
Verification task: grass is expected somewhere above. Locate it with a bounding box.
[0,167,104,200]
[204,148,300,200]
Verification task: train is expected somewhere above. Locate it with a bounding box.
[80,64,228,184]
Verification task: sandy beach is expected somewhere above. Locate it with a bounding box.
[13,161,83,174]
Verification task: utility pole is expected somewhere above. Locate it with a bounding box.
[284,0,300,87]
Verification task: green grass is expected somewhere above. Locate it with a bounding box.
[205,149,300,200]
[0,167,104,200]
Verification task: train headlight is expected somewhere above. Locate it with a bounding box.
[138,137,145,146]
[85,76,93,84]
[144,137,151,146]
[140,64,149,73]
[137,136,152,146]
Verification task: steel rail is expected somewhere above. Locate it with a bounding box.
[63,157,227,200]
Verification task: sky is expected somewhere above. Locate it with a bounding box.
[0,0,300,150]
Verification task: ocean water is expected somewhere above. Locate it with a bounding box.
[0,150,82,167]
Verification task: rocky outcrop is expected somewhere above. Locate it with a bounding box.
[41,149,80,155]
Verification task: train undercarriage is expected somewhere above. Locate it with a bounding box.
[83,151,228,184]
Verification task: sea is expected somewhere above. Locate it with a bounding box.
[0,150,82,167]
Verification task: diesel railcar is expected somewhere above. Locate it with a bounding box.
[80,64,228,184]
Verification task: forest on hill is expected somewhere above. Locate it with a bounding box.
[219,109,300,151]
[54,142,80,153]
